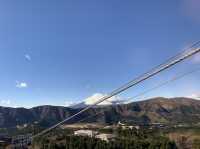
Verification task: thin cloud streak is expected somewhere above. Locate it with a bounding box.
[25,54,31,61]
[0,99,11,105]
[187,93,200,100]
[16,81,28,88]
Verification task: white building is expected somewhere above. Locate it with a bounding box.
[74,130,97,137]
[95,134,115,142]
[118,121,125,126]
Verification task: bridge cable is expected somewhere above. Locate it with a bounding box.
[32,41,200,139]
[74,66,200,124]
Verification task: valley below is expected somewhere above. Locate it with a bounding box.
[1,97,200,149]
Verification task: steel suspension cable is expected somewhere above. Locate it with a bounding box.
[73,66,200,124]
[32,42,200,139]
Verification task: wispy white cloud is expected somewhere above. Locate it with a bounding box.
[0,99,11,105]
[187,93,200,100]
[25,54,31,61]
[64,101,77,107]
[84,93,124,105]
[16,81,28,88]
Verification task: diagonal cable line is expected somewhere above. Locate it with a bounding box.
[74,41,200,124]
[108,40,200,96]
[73,66,200,124]
[125,66,200,103]
[32,42,200,139]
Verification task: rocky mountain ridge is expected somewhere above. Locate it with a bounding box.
[0,97,200,128]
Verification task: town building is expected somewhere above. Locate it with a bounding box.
[0,133,12,145]
[95,134,115,142]
[74,130,97,137]
[11,134,32,148]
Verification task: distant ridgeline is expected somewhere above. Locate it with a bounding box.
[0,97,200,128]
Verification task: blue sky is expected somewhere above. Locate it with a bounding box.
[0,0,200,107]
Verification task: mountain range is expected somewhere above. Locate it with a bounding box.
[1,97,200,128]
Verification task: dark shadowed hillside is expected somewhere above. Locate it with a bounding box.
[0,106,78,128]
[1,97,200,128]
